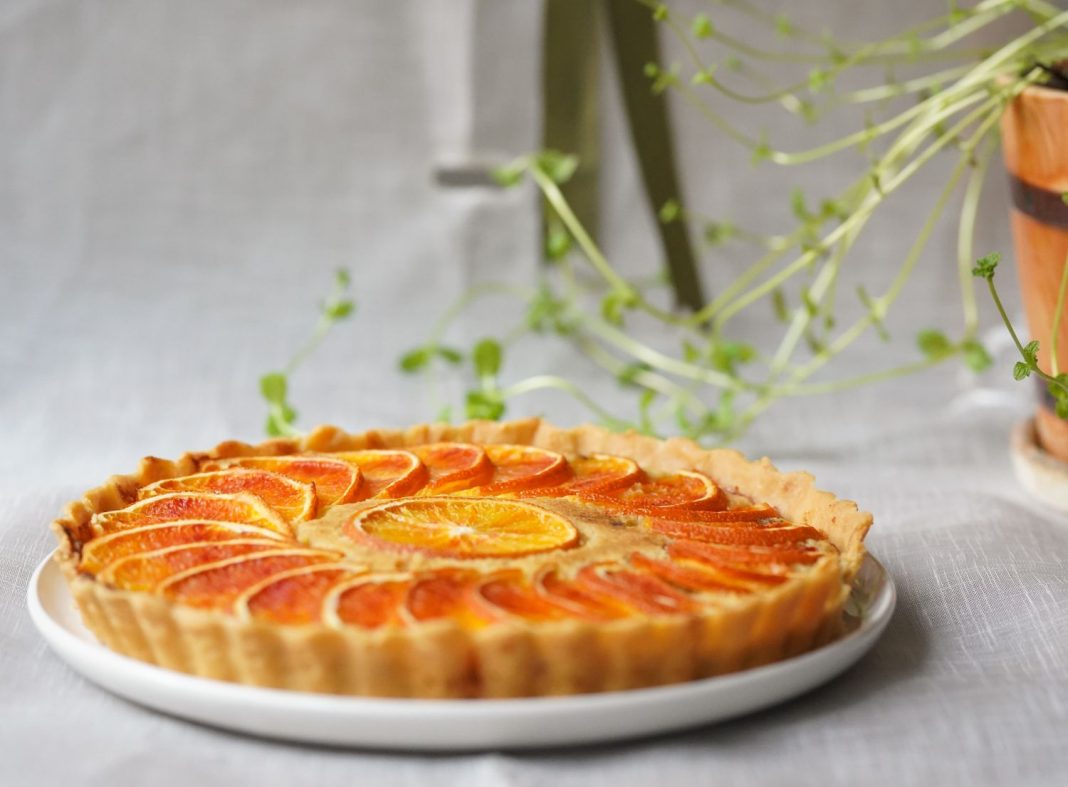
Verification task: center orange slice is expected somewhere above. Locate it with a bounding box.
[347,497,579,558]
[331,450,428,499]
[411,443,493,494]
[139,470,317,523]
[473,445,572,496]
[202,455,361,508]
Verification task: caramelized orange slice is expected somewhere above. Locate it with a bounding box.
[575,562,698,615]
[240,565,358,624]
[405,570,494,628]
[80,521,285,574]
[203,455,361,507]
[139,470,316,523]
[474,445,571,496]
[332,450,428,499]
[327,574,412,629]
[669,538,822,568]
[99,540,278,591]
[92,492,290,537]
[589,470,727,511]
[347,497,578,558]
[526,454,642,498]
[159,549,339,609]
[650,518,824,546]
[638,503,779,523]
[534,568,632,621]
[629,551,750,594]
[475,570,572,622]
[411,443,493,494]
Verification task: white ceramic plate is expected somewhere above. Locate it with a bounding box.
[28,552,894,750]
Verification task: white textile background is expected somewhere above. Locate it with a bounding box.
[1,2,1066,785]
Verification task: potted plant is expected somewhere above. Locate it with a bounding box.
[262,1,1068,495]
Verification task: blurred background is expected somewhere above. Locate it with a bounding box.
[1,0,1030,491]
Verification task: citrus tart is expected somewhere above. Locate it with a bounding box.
[50,418,871,698]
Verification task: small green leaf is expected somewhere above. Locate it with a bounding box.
[472,338,502,378]
[335,268,351,288]
[436,346,463,365]
[808,68,831,93]
[724,55,743,72]
[917,329,952,359]
[774,13,794,37]
[751,135,772,165]
[691,69,714,86]
[971,252,1001,280]
[399,348,431,373]
[545,222,572,261]
[658,199,681,224]
[535,151,579,185]
[681,340,701,364]
[961,339,992,372]
[324,299,355,320]
[617,361,651,387]
[691,12,713,38]
[1055,396,1068,420]
[1023,339,1040,365]
[772,288,789,323]
[703,221,736,246]
[491,162,525,188]
[259,372,287,403]
[652,3,668,22]
[1061,192,1068,207]
[650,63,680,95]
[643,62,660,78]
[1013,361,1031,380]
[601,288,638,327]
[436,405,453,423]
[637,389,657,434]
[791,188,812,223]
[465,390,505,421]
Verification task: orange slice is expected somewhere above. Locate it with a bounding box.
[92,492,290,537]
[328,574,412,629]
[331,450,428,499]
[240,565,359,624]
[405,570,494,628]
[473,445,572,496]
[629,552,752,594]
[158,549,339,609]
[98,540,278,591]
[347,497,578,558]
[203,455,361,507]
[525,454,642,498]
[575,562,698,615]
[668,538,822,568]
[588,470,727,512]
[80,521,285,574]
[411,443,493,494]
[638,503,779,523]
[475,570,572,622]
[139,470,316,523]
[534,568,632,621]
[650,519,824,546]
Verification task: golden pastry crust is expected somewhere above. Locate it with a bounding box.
[50,418,871,698]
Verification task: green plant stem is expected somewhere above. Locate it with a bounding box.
[500,375,629,427]
[957,138,997,339]
[1050,250,1068,376]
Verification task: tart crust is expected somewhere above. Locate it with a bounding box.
[51,418,871,698]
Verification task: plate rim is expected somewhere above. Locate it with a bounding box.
[27,550,895,745]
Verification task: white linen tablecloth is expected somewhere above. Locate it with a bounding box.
[2,1,1066,784]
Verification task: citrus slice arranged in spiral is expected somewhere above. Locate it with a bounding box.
[139,470,317,523]
[347,497,579,558]
[525,453,642,498]
[474,445,572,495]
[332,450,428,499]
[98,540,280,591]
[202,455,361,507]
[92,492,290,536]
[80,521,285,574]
[412,443,493,494]
[587,470,727,512]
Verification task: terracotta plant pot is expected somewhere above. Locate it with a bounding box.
[1001,79,1068,463]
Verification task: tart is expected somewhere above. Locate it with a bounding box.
[50,418,871,698]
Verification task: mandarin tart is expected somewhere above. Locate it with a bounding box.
[51,419,871,698]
